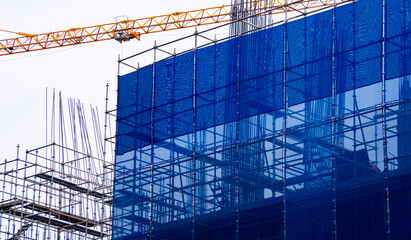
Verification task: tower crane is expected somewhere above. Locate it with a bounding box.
[0,0,347,56]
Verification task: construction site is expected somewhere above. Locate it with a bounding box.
[1,0,411,239]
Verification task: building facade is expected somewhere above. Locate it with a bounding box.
[113,0,411,239]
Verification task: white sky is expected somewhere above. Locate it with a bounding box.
[0,0,230,161]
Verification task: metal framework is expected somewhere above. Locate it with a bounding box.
[113,1,393,239]
[3,1,397,239]
[0,0,349,56]
[0,90,116,240]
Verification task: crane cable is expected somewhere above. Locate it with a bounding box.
[0,29,33,37]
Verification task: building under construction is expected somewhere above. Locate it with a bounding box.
[1,0,411,239]
[113,0,411,239]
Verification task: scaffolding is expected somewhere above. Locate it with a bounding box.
[113,1,369,239]
[113,0,411,238]
[0,2,346,239]
[4,0,411,239]
[0,88,116,240]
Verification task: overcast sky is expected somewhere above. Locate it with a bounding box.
[0,0,230,161]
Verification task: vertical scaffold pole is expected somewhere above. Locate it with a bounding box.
[191,28,198,240]
[282,1,288,239]
[381,0,391,239]
[235,15,242,240]
[331,0,338,239]
[0,159,5,236]
[148,41,157,240]
[101,82,110,239]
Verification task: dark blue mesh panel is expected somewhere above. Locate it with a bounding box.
[116,65,153,155]
[197,39,237,94]
[239,25,284,118]
[155,52,194,106]
[387,34,411,80]
[196,39,237,131]
[196,84,237,130]
[306,59,332,101]
[154,97,193,142]
[336,0,382,93]
[240,72,283,119]
[355,43,382,88]
[154,57,174,107]
[387,0,411,80]
[288,11,332,106]
[154,52,194,143]
[288,65,306,105]
[239,25,284,81]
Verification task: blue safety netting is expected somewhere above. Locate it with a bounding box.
[113,0,411,239]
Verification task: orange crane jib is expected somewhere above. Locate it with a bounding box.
[0,0,350,56]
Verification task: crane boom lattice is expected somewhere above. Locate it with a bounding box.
[0,0,349,56]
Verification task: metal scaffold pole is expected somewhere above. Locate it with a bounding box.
[0,91,114,240]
